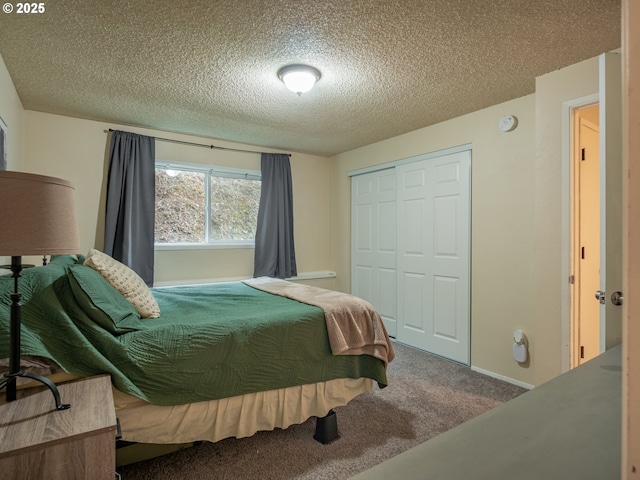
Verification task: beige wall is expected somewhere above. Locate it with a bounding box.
[533,56,600,385]
[21,111,334,287]
[0,54,24,171]
[0,55,25,267]
[331,94,537,386]
[329,54,605,387]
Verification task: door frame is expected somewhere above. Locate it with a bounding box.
[622,0,640,471]
[570,106,600,367]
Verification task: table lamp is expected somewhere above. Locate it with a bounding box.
[0,171,80,409]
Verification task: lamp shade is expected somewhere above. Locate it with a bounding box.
[0,171,81,256]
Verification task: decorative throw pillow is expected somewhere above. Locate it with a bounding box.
[67,264,143,334]
[83,249,160,318]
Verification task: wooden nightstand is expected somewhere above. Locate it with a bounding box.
[0,374,117,480]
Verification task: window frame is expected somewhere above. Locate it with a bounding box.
[154,160,261,250]
[0,116,7,171]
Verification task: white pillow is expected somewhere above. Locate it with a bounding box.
[84,249,160,319]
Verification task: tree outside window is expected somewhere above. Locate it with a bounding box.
[154,164,261,247]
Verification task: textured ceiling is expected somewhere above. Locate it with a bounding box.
[0,0,621,156]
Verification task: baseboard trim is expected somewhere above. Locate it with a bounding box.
[470,366,534,390]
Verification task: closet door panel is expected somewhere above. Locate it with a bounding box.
[351,169,397,337]
[377,267,397,325]
[400,272,427,332]
[351,149,470,364]
[397,151,470,364]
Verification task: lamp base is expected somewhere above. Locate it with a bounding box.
[0,256,70,410]
[0,370,71,410]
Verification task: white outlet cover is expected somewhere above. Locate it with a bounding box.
[513,342,527,363]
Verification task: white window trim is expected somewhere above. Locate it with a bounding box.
[0,116,7,170]
[156,161,260,180]
[154,242,255,251]
[154,160,261,249]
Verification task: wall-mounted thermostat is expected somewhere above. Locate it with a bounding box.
[499,115,518,132]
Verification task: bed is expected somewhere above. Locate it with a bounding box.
[0,254,394,451]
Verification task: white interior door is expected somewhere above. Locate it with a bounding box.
[598,52,623,350]
[351,169,397,337]
[396,150,471,364]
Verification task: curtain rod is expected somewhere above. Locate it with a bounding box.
[106,129,291,157]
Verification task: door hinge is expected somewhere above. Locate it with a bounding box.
[581,246,585,259]
[569,275,575,285]
[581,148,586,161]
[580,346,585,359]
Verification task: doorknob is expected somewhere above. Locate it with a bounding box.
[595,290,606,304]
[611,291,624,306]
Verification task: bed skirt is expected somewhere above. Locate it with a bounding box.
[11,367,373,445]
[114,377,373,444]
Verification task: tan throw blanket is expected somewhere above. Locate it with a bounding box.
[244,277,395,366]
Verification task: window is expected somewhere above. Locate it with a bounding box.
[155,163,261,248]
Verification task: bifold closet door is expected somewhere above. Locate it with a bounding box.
[351,169,397,337]
[396,151,471,364]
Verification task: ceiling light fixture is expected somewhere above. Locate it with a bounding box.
[277,64,321,96]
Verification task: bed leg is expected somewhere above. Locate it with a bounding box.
[314,409,340,444]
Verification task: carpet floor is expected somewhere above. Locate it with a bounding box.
[117,341,527,479]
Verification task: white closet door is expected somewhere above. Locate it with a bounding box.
[351,169,397,337]
[396,150,471,364]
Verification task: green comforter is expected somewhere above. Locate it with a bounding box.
[0,256,387,405]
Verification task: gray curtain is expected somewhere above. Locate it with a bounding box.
[104,130,156,285]
[253,153,297,278]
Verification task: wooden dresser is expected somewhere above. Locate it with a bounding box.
[0,375,117,480]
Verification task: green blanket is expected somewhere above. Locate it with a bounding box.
[0,256,387,405]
